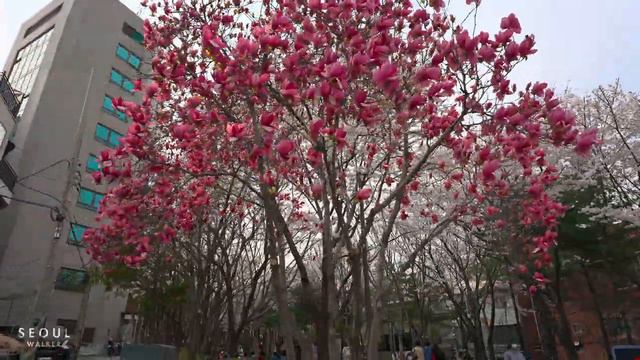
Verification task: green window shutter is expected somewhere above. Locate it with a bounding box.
[95,124,109,142]
[86,154,99,172]
[128,54,141,69]
[55,268,89,292]
[123,79,134,92]
[102,96,114,112]
[93,193,104,209]
[110,69,123,86]
[109,132,122,148]
[132,30,144,44]
[117,111,128,122]
[68,224,87,244]
[116,45,129,61]
[78,188,94,207]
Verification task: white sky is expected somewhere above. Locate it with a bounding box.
[1,0,639,93]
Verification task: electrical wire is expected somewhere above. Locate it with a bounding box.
[0,158,72,190]
[0,194,58,210]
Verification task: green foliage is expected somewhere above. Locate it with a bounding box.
[558,185,640,282]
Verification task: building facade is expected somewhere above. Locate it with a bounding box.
[0,70,21,210]
[0,0,145,349]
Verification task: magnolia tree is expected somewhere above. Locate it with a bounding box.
[86,0,595,358]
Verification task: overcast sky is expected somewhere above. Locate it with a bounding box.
[1,0,638,93]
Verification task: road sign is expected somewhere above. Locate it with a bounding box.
[612,345,640,360]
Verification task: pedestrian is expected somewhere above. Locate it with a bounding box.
[413,341,425,360]
[341,345,351,360]
[106,335,115,358]
[503,344,526,360]
[271,351,281,360]
[432,342,446,360]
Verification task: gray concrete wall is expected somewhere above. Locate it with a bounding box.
[0,0,145,347]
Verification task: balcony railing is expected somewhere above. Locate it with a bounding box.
[0,71,22,118]
[0,159,17,192]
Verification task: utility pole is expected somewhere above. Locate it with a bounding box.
[30,67,94,346]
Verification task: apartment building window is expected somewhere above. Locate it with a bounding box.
[77,187,103,211]
[122,23,144,45]
[102,95,127,122]
[8,27,54,116]
[54,267,88,292]
[116,44,141,70]
[86,154,100,172]
[68,223,88,245]
[81,328,95,344]
[56,319,77,335]
[110,68,135,93]
[95,123,122,148]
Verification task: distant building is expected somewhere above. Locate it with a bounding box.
[0,0,145,349]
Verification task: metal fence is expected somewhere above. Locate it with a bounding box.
[0,72,21,118]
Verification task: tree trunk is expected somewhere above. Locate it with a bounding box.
[508,281,526,352]
[485,283,496,360]
[266,219,297,359]
[350,253,364,360]
[552,248,579,360]
[581,264,612,359]
[531,293,559,360]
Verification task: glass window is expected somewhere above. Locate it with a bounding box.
[56,319,77,335]
[115,44,142,70]
[102,95,127,122]
[102,95,114,112]
[116,110,128,122]
[109,69,134,94]
[8,27,54,116]
[68,223,88,245]
[55,267,88,292]
[78,187,103,210]
[116,44,129,61]
[123,79,134,92]
[109,132,122,148]
[110,69,123,85]
[86,154,99,172]
[95,124,122,149]
[122,23,144,44]
[128,54,141,69]
[95,124,110,143]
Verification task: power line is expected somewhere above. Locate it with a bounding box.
[0,158,72,190]
[0,194,58,210]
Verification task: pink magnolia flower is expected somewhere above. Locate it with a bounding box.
[276,140,296,160]
[575,128,598,156]
[356,188,373,201]
[226,123,246,141]
[500,13,522,34]
[414,66,441,84]
[372,62,399,93]
[173,124,194,140]
[311,183,323,199]
[482,160,501,182]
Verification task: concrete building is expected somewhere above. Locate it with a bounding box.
[0,71,21,209]
[0,0,145,349]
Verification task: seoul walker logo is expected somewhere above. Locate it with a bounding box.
[17,327,71,348]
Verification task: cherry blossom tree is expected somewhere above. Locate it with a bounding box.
[85,0,595,358]
[560,81,640,227]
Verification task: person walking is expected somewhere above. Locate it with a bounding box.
[413,341,425,360]
[503,344,526,360]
